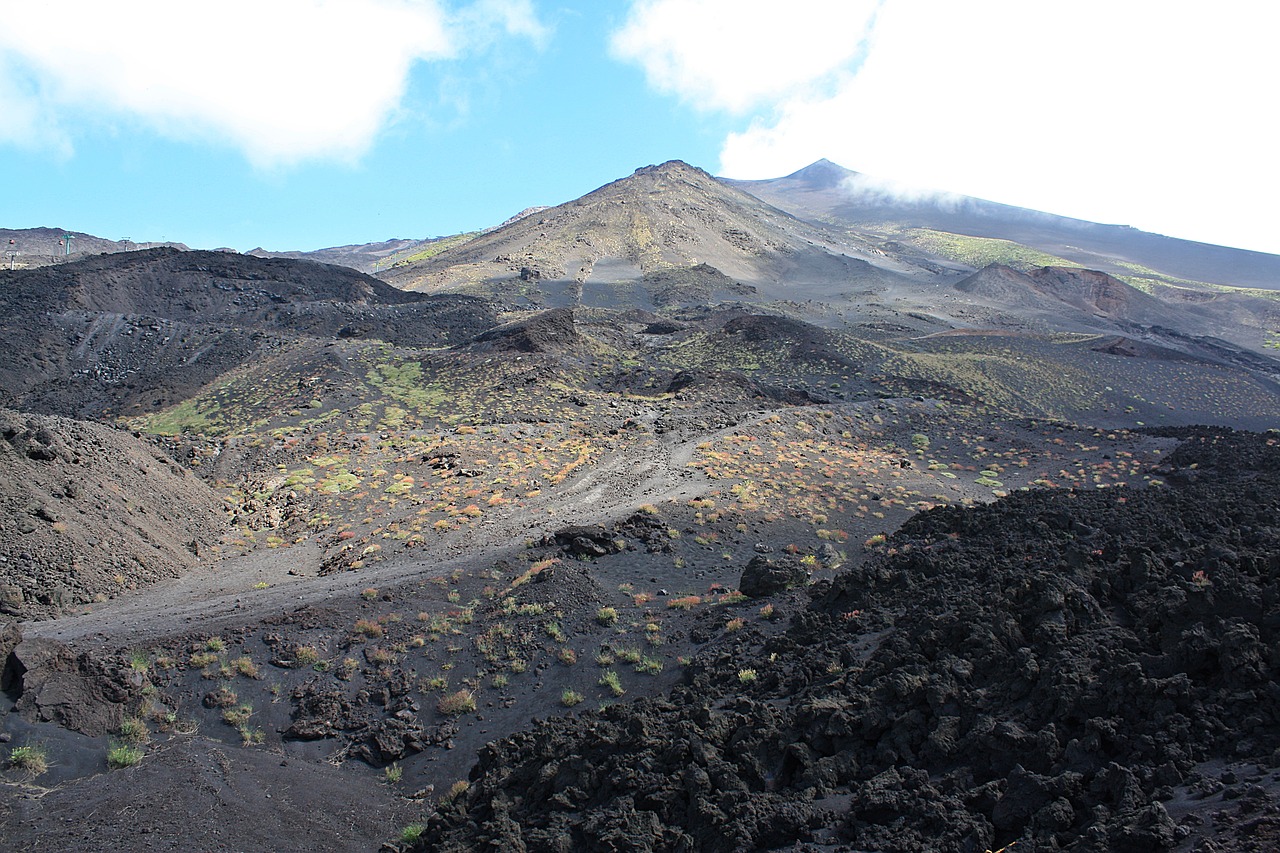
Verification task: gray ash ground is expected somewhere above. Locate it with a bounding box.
[413,429,1280,852]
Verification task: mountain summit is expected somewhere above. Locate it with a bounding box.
[382,160,920,301]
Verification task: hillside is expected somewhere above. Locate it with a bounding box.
[381,160,925,305]
[729,159,1280,291]
[0,227,188,269]
[0,409,227,620]
[0,248,496,419]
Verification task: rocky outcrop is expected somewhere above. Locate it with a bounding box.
[738,555,810,597]
[469,308,582,354]
[7,638,141,736]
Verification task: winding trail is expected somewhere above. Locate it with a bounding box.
[23,411,774,647]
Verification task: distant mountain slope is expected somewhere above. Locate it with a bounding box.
[728,160,1280,291]
[247,237,427,274]
[955,264,1185,327]
[0,227,188,268]
[381,160,930,303]
[0,248,497,419]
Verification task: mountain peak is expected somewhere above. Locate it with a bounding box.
[781,158,858,189]
[632,159,708,178]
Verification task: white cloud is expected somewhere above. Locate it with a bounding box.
[611,0,882,113]
[624,0,1280,254]
[451,0,550,49]
[0,0,546,168]
[0,52,72,157]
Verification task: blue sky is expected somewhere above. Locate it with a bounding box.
[2,1,1277,255]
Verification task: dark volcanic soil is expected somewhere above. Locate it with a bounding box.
[0,408,227,620]
[413,429,1280,852]
[1,735,416,853]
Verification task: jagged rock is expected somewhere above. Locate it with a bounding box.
[552,525,623,559]
[8,638,139,736]
[470,308,580,354]
[738,555,809,598]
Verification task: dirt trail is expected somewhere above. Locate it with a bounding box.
[21,413,771,647]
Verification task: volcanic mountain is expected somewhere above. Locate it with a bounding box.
[729,159,1280,291]
[381,160,925,306]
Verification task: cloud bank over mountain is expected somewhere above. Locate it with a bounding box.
[614,0,1280,255]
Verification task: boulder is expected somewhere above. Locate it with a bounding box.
[739,555,809,598]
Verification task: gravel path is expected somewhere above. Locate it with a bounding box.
[22,412,774,647]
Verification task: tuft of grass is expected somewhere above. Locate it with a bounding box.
[189,651,218,668]
[222,705,254,727]
[400,824,426,844]
[383,763,403,784]
[439,778,470,809]
[7,744,49,775]
[615,646,642,665]
[561,688,584,707]
[596,606,618,625]
[294,646,321,667]
[635,655,663,675]
[738,668,758,683]
[598,670,625,697]
[107,742,144,770]
[437,689,476,716]
[240,726,265,746]
[117,717,150,745]
[353,618,384,638]
[205,685,238,707]
[231,656,260,678]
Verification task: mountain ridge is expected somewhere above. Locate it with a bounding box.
[729,159,1280,290]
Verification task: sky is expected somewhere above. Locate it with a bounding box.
[1,1,1277,255]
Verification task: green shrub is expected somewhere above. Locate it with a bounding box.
[118,717,150,744]
[107,743,144,769]
[437,690,476,716]
[599,670,625,697]
[7,744,48,775]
